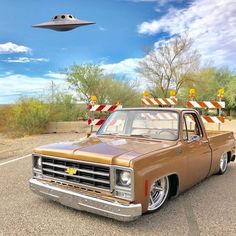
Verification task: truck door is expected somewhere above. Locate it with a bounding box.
[181,112,212,186]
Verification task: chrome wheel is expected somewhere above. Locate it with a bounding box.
[219,153,228,174]
[148,176,170,212]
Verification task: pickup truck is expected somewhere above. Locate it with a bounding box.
[29,108,235,221]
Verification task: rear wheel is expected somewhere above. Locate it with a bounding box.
[218,153,228,175]
[147,176,170,213]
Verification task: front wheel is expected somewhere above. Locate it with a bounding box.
[218,153,228,175]
[147,176,170,213]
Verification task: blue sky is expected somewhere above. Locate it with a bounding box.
[0,0,235,103]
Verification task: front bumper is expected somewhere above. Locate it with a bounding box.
[29,178,142,222]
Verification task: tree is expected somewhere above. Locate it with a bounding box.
[65,64,111,104]
[138,34,200,97]
[179,67,218,101]
[65,64,141,106]
[225,77,236,110]
[49,92,84,122]
[179,67,236,112]
[103,77,142,107]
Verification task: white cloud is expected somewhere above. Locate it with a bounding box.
[0,42,31,54]
[129,0,157,2]
[98,26,106,31]
[138,0,236,68]
[44,71,66,80]
[3,57,49,63]
[0,74,67,104]
[128,0,182,6]
[101,58,141,79]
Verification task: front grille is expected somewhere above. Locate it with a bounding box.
[41,156,111,191]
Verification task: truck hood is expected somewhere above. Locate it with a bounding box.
[34,136,176,167]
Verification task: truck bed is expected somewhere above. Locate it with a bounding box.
[206,130,235,175]
[206,130,233,139]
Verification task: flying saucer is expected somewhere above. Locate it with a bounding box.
[32,14,95,31]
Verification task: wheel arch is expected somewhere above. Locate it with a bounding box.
[168,173,179,197]
[227,151,231,163]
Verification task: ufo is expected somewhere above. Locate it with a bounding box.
[32,14,95,31]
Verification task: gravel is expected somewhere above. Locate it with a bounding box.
[0,133,85,161]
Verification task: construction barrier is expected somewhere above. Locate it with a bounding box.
[88,104,122,112]
[142,97,178,106]
[142,90,178,107]
[187,101,225,109]
[87,118,105,126]
[141,112,177,120]
[87,96,122,135]
[88,104,122,126]
[201,116,225,124]
[187,88,225,127]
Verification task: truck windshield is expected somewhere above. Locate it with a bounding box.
[97,110,179,141]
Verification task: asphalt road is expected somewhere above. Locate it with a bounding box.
[0,155,235,236]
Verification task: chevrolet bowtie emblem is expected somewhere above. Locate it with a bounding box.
[65,168,77,175]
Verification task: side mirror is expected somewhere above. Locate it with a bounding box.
[188,135,200,143]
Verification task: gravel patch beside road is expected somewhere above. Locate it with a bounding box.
[0,133,85,161]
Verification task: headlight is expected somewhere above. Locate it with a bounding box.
[37,157,42,169]
[33,155,42,170]
[114,168,133,201]
[118,171,131,187]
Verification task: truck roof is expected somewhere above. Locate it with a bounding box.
[119,107,196,113]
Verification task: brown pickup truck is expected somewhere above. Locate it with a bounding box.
[29,108,235,221]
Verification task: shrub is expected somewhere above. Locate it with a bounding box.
[8,98,50,136]
[49,93,80,122]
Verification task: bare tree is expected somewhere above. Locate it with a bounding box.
[138,34,200,97]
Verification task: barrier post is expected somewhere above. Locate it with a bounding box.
[217,88,224,131]
[189,88,196,130]
[169,90,177,108]
[88,95,97,135]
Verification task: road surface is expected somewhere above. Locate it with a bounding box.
[0,153,235,236]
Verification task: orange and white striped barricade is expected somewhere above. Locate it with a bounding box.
[87,118,106,126]
[201,116,225,124]
[88,104,122,112]
[187,100,225,129]
[187,101,225,109]
[87,104,122,133]
[141,112,177,120]
[142,97,178,107]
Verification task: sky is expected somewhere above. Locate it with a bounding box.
[0,0,235,103]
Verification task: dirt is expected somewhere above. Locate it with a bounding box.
[0,132,86,161]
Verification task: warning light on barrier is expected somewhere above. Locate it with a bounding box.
[91,95,97,102]
[143,90,150,98]
[116,100,121,106]
[189,88,196,99]
[170,90,176,97]
[218,88,224,99]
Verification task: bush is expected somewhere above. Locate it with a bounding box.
[0,105,12,133]
[8,98,50,136]
[48,93,85,122]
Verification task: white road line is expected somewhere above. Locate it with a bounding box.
[0,154,31,167]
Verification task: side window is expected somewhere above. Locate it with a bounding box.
[183,113,203,141]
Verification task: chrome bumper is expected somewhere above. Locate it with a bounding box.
[29,178,142,222]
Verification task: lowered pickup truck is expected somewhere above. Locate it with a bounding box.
[29,108,235,221]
